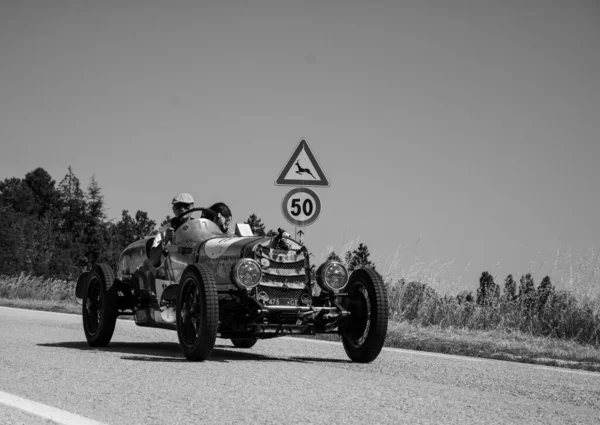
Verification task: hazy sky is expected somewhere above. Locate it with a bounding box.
[1,0,599,293]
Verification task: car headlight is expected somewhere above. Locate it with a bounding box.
[316,261,349,293]
[232,258,262,289]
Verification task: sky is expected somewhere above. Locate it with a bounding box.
[1,0,599,294]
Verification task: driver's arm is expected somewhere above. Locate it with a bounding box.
[147,226,173,267]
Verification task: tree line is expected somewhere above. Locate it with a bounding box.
[0,168,378,280]
[0,167,155,279]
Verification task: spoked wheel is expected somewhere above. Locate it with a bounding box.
[176,264,219,361]
[340,268,388,363]
[230,337,258,348]
[82,264,118,347]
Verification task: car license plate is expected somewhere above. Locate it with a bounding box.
[266,298,298,306]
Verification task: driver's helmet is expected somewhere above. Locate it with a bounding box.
[172,193,194,205]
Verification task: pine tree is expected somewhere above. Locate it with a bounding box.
[58,166,87,237]
[476,271,500,306]
[83,175,110,265]
[503,274,517,301]
[57,166,88,274]
[325,251,342,262]
[345,243,376,272]
[537,275,554,310]
[518,273,537,311]
[518,273,536,298]
[245,213,266,236]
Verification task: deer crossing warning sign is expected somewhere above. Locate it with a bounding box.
[275,139,330,187]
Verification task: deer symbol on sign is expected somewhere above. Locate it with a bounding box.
[294,160,316,179]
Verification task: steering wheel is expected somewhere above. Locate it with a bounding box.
[177,207,218,223]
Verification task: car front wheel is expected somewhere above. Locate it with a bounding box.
[82,264,118,347]
[340,268,389,363]
[176,264,219,361]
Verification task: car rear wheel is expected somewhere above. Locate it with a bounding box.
[176,264,219,361]
[230,337,258,348]
[82,264,118,347]
[340,268,388,363]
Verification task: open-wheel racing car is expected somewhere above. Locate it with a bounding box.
[76,207,388,362]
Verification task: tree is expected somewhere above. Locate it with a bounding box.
[518,273,537,311]
[503,274,517,301]
[86,175,106,223]
[537,275,554,310]
[476,271,500,306]
[115,210,157,248]
[345,243,377,272]
[325,251,342,262]
[0,177,36,214]
[0,205,58,276]
[24,167,62,219]
[518,273,536,298]
[57,166,88,273]
[456,290,474,304]
[58,166,87,237]
[244,213,266,236]
[82,175,111,266]
[160,215,171,227]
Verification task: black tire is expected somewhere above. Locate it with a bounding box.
[75,271,89,304]
[82,264,118,347]
[176,264,219,361]
[230,337,258,349]
[340,268,388,363]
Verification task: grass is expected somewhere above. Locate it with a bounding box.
[1,272,599,372]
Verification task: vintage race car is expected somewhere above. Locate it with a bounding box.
[76,207,388,362]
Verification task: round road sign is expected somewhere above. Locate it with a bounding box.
[281,188,321,227]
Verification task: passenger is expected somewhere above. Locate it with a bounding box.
[203,202,232,234]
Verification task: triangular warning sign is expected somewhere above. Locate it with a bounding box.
[275,139,330,187]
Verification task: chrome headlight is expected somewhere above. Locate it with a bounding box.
[316,261,349,293]
[232,258,262,289]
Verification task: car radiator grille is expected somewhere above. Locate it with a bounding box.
[254,238,308,304]
[255,239,307,285]
[257,285,303,302]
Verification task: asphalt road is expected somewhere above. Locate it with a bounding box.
[0,307,598,425]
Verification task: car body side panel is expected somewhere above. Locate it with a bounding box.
[117,238,151,280]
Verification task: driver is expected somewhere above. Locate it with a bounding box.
[147,196,233,267]
[147,192,195,267]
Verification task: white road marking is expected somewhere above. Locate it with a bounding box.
[0,391,108,425]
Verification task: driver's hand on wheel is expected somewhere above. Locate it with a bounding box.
[164,227,175,243]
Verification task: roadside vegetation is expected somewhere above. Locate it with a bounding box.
[1,166,599,371]
[2,268,599,372]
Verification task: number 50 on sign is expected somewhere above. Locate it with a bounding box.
[281,188,321,227]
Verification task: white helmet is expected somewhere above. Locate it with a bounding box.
[172,193,194,205]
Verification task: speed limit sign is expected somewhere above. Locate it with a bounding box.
[281,188,321,227]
